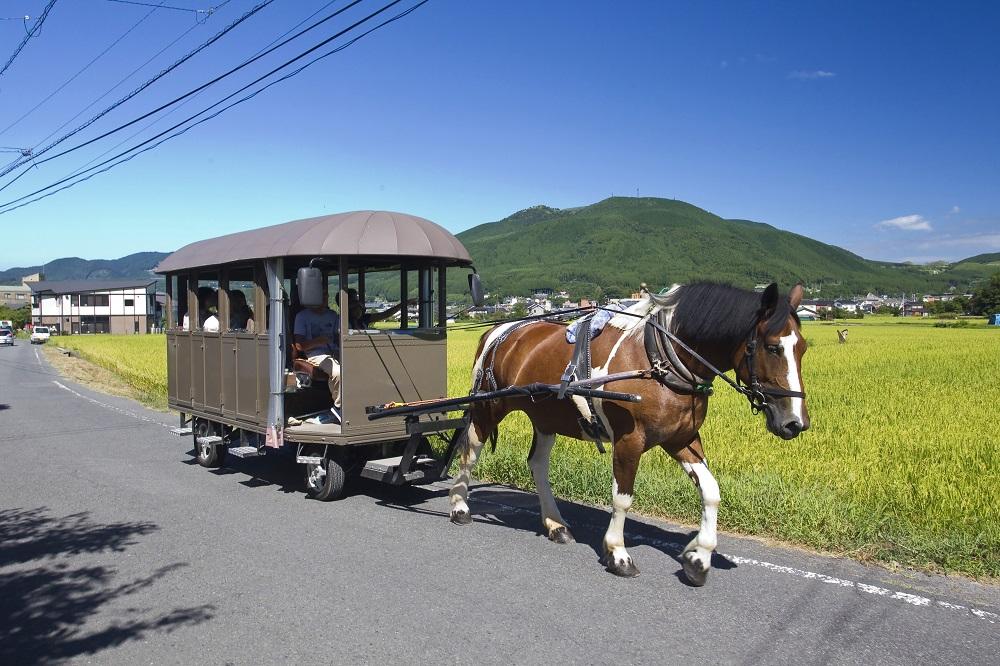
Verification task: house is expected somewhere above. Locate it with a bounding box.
[0,283,31,308]
[796,306,819,321]
[526,303,547,317]
[30,279,159,334]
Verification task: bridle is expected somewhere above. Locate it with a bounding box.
[738,327,807,414]
[619,308,807,415]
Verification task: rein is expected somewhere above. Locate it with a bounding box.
[601,307,806,414]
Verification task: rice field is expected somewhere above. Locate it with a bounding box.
[56,319,1000,577]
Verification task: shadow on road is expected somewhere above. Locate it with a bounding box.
[369,482,736,576]
[0,507,214,663]
[0,403,9,411]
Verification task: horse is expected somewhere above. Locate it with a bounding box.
[448,282,809,586]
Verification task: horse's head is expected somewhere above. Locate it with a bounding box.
[738,283,810,440]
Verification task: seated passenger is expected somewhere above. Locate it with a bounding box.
[228,290,255,332]
[345,288,409,329]
[181,286,219,331]
[293,299,342,416]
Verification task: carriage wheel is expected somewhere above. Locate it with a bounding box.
[304,454,346,501]
[194,418,225,468]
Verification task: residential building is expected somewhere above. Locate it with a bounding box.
[30,279,159,334]
[0,283,31,308]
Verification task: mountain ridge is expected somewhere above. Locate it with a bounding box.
[2,198,995,298]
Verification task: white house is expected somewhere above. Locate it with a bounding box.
[30,279,159,334]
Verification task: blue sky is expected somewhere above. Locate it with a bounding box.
[0,0,997,269]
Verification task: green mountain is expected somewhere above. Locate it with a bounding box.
[0,252,169,285]
[958,252,1000,265]
[455,197,996,299]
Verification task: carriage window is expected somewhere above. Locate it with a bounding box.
[195,273,220,331]
[226,266,257,333]
[169,275,187,329]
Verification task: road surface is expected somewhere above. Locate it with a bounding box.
[0,340,997,664]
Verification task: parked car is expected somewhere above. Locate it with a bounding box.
[0,328,13,346]
[30,326,51,344]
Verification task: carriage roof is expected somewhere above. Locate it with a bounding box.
[154,210,473,273]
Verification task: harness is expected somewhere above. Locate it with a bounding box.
[471,304,807,455]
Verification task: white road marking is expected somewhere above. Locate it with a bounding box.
[53,380,175,431]
[452,490,997,625]
[34,349,41,365]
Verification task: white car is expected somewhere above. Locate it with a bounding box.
[0,328,13,346]
[30,326,51,344]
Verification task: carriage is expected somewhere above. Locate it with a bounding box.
[156,210,483,500]
[158,209,810,585]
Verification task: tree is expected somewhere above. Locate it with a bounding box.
[0,304,30,329]
[969,272,1000,316]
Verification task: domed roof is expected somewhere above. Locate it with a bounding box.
[155,210,472,273]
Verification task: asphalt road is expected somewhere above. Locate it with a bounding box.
[1,339,997,665]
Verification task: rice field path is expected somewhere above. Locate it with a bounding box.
[1,340,997,664]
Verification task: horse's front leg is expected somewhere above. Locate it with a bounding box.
[671,435,720,586]
[603,433,644,577]
[449,420,488,525]
[527,428,574,543]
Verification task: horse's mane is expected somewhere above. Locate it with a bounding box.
[671,282,797,345]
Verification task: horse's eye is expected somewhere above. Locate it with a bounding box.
[766,344,782,355]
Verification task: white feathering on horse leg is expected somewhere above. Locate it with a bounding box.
[528,430,573,540]
[680,461,721,578]
[449,424,485,521]
[604,478,636,571]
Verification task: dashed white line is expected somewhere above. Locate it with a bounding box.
[53,380,174,432]
[470,494,997,625]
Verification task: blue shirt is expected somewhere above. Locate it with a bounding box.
[294,307,340,357]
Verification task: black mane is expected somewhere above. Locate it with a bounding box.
[671,282,796,346]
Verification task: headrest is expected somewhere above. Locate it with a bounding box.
[297,267,324,307]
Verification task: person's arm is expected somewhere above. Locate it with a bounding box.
[367,299,413,324]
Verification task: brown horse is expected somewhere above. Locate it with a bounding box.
[448,282,809,585]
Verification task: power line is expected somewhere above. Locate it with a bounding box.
[64,0,342,180]
[0,0,275,188]
[26,3,226,153]
[106,0,225,19]
[0,1,162,139]
[0,0,59,79]
[0,0,431,215]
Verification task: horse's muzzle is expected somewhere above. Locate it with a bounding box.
[764,404,806,440]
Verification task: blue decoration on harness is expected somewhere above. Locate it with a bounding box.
[565,307,614,344]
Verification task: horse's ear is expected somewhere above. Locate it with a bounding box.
[789,283,804,309]
[761,283,779,315]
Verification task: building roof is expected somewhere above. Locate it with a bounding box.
[155,210,473,273]
[0,284,32,292]
[29,279,155,295]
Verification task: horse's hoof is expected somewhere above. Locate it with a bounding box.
[604,556,640,578]
[681,552,710,586]
[450,510,472,525]
[549,526,576,544]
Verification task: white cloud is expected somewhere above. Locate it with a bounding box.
[788,70,836,80]
[919,233,1000,249]
[950,205,961,214]
[875,214,933,231]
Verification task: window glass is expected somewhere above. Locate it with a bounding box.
[227,267,257,333]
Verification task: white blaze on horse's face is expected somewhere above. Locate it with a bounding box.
[780,331,806,424]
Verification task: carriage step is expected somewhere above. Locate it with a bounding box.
[228,446,262,458]
[195,435,223,445]
[171,427,193,436]
[361,455,438,484]
[296,455,324,465]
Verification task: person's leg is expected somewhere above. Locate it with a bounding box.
[307,354,341,409]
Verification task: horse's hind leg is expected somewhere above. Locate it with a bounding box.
[449,420,488,525]
[670,435,720,587]
[603,433,643,577]
[528,428,574,543]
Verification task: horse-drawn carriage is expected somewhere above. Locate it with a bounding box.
[158,209,810,585]
[156,210,483,500]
